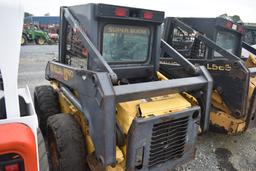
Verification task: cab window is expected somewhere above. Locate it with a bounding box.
[214,31,239,57]
[102,24,150,63]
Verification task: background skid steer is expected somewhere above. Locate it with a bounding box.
[34,4,212,171]
[162,17,256,135]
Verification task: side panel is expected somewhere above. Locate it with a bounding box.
[46,61,116,166]
[190,59,250,118]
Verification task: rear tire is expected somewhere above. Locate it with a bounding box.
[34,85,60,135]
[38,128,49,171]
[47,113,87,171]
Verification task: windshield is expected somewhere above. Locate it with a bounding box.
[102,24,150,63]
[214,31,239,57]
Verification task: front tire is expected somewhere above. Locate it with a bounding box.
[47,113,87,171]
[34,85,60,135]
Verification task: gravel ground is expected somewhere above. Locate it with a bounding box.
[19,45,256,171]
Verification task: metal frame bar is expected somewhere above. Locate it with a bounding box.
[242,41,256,56]
[62,7,118,83]
[115,76,207,102]
[161,39,198,74]
[170,18,240,61]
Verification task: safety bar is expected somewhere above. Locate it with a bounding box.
[161,39,199,74]
[115,76,206,102]
[168,18,240,61]
[60,85,82,111]
[242,41,256,55]
[62,8,118,83]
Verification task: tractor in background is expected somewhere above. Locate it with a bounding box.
[21,24,50,45]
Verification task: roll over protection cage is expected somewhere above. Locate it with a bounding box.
[46,5,212,166]
[162,17,256,129]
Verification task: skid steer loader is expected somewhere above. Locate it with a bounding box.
[162,17,256,135]
[34,4,212,171]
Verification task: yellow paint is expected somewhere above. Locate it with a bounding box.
[139,94,191,116]
[116,100,142,134]
[210,111,245,134]
[116,93,192,134]
[157,71,168,80]
[181,92,198,106]
[211,90,231,114]
[49,63,74,81]
[245,54,256,68]
[210,89,254,134]
[210,90,245,134]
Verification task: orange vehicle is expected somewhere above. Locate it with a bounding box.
[0,1,48,171]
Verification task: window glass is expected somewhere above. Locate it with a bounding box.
[102,24,150,63]
[244,31,253,45]
[214,31,238,57]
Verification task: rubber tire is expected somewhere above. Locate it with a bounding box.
[38,128,50,171]
[36,37,46,45]
[34,85,60,135]
[47,113,87,171]
[21,35,27,45]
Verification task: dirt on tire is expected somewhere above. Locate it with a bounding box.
[34,85,60,134]
[47,113,87,171]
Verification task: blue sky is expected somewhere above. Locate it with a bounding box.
[23,0,256,22]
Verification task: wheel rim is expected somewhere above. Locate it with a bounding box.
[21,37,25,44]
[38,38,45,45]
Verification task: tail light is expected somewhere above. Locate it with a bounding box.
[5,163,19,171]
[115,7,127,17]
[237,25,245,33]
[143,11,153,20]
[0,153,24,171]
[225,21,233,29]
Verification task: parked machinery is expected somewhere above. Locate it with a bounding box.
[244,23,256,45]
[34,3,212,171]
[162,17,256,134]
[21,25,50,45]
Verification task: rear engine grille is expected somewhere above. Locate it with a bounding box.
[149,116,189,167]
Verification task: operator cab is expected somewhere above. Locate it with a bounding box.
[63,4,164,83]
[163,17,244,60]
[162,16,256,133]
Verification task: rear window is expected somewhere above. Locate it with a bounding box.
[102,24,150,63]
[214,31,239,57]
